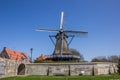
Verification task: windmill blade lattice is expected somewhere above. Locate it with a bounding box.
[36,27,59,32]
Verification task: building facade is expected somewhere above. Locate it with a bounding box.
[0,47,30,63]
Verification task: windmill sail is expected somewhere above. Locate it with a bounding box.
[60,11,64,30]
[64,30,88,34]
[36,27,59,32]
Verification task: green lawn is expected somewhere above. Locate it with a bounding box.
[1,75,120,80]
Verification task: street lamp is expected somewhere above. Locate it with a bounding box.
[30,48,33,63]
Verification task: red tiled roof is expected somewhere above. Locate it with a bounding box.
[38,55,47,60]
[4,48,30,62]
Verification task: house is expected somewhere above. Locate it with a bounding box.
[38,54,47,61]
[0,47,30,63]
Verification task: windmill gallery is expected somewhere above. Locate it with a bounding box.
[0,12,117,77]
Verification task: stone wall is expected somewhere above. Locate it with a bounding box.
[0,58,22,78]
[0,57,117,78]
[48,65,69,76]
[26,64,48,75]
[25,62,117,76]
[70,64,94,75]
[96,63,117,75]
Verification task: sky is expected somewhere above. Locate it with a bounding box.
[0,0,120,61]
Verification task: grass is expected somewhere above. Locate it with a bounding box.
[1,75,120,80]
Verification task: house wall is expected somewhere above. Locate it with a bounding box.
[0,50,9,59]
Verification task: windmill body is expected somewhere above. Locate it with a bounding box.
[36,11,88,61]
[53,32,71,55]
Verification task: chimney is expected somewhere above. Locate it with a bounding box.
[4,47,6,50]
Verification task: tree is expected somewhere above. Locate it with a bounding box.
[91,56,108,62]
[108,55,119,63]
[91,55,120,62]
[117,57,120,74]
[69,48,84,61]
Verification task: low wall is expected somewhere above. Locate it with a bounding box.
[0,58,22,78]
[25,62,117,76]
[0,58,117,78]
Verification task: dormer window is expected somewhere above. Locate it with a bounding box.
[21,56,24,60]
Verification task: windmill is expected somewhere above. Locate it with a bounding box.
[36,11,88,61]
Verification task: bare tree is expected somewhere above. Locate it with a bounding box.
[69,48,84,61]
[108,55,119,63]
[91,55,120,63]
[91,56,108,62]
[117,57,120,74]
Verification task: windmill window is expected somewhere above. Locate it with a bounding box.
[5,56,7,58]
[21,56,24,60]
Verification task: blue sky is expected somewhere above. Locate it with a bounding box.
[0,0,120,61]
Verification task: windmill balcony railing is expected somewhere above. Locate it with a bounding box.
[46,55,80,59]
